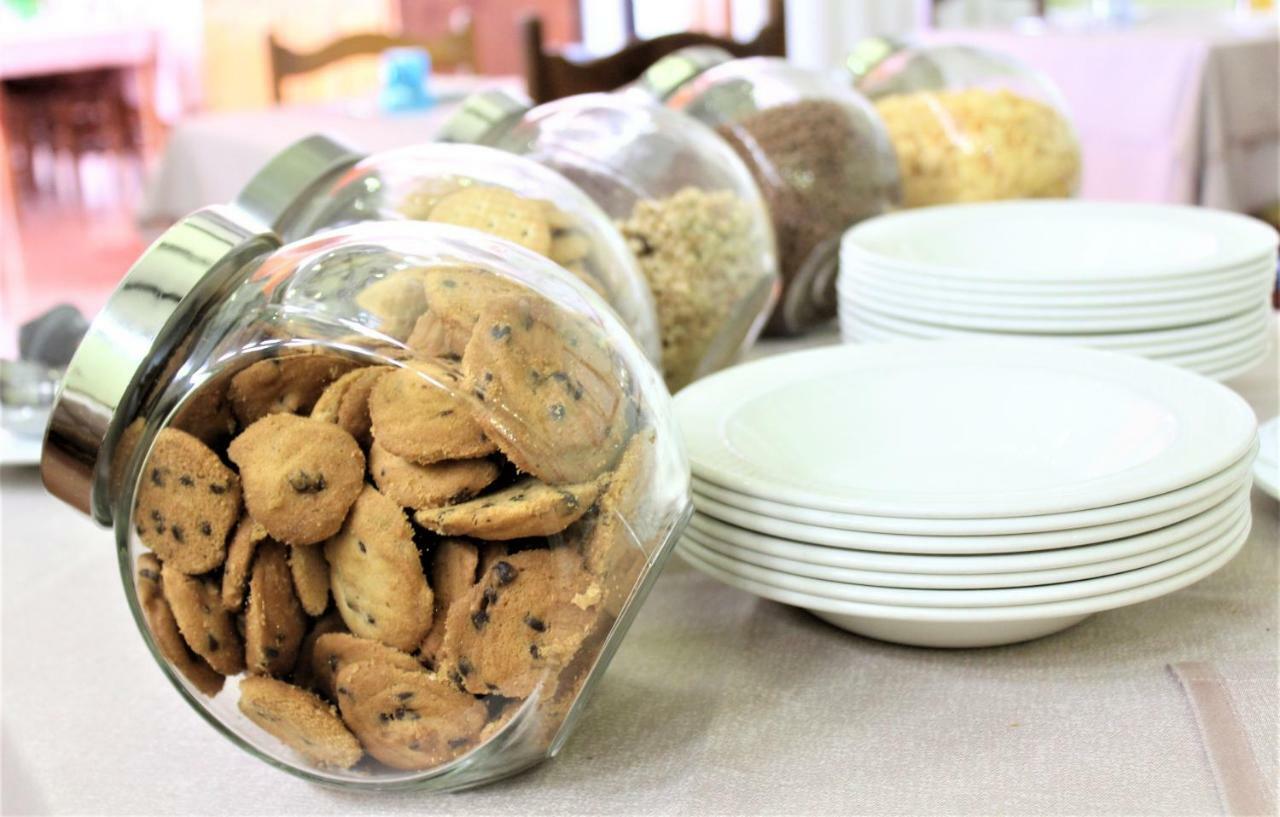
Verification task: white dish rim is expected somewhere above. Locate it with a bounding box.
[688,479,1249,567]
[690,441,1256,539]
[685,495,1246,589]
[841,201,1279,283]
[677,342,1259,519]
[677,519,1248,622]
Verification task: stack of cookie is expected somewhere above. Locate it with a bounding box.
[127,259,680,778]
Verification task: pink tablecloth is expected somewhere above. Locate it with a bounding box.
[922,19,1280,212]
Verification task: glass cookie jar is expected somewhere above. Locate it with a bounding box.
[640,52,901,336]
[40,208,692,790]
[439,89,779,392]
[238,138,662,367]
[847,40,1082,208]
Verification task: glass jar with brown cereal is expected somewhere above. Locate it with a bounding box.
[848,40,1082,208]
[40,209,691,790]
[639,50,902,337]
[438,89,780,391]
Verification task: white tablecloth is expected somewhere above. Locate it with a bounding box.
[2,326,1277,816]
[137,75,523,228]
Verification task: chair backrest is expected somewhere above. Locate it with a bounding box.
[522,0,786,104]
[268,23,474,103]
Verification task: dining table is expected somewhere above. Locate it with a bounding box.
[1,318,1276,816]
[136,74,523,232]
[921,13,1280,215]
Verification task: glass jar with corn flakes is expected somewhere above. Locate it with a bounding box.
[847,40,1082,209]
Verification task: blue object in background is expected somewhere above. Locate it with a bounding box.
[379,47,435,114]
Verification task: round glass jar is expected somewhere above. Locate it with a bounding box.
[848,41,1082,208]
[441,90,779,392]
[41,209,691,790]
[643,53,901,336]
[243,139,662,367]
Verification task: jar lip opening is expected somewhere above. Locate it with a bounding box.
[635,44,734,101]
[41,206,278,525]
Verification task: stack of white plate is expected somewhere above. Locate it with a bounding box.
[838,201,1278,382]
[674,341,1258,648]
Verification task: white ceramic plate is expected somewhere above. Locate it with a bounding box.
[842,201,1279,283]
[686,495,1246,589]
[838,311,1268,362]
[1254,417,1279,501]
[676,341,1258,519]
[845,287,1267,334]
[0,427,43,467]
[840,261,1272,317]
[678,509,1246,608]
[690,440,1256,539]
[838,245,1275,299]
[840,316,1272,383]
[678,520,1248,647]
[839,303,1270,352]
[689,479,1249,569]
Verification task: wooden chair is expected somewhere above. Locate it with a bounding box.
[522,0,786,104]
[268,19,475,103]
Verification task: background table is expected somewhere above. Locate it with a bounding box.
[136,74,522,230]
[923,16,1280,214]
[2,325,1276,816]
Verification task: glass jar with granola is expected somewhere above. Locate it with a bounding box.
[848,40,1082,208]
[638,51,901,336]
[39,209,691,790]
[438,89,779,392]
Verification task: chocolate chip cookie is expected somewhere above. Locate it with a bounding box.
[289,544,330,617]
[367,361,495,465]
[462,295,634,484]
[228,353,359,426]
[369,441,499,510]
[418,538,479,667]
[440,547,600,698]
[136,554,224,696]
[134,428,241,574]
[413,477,601,541]
[245,541,308,676]
[310,632,423,700]
[161,561,245,676]
[228,414,365,546]
[311,366,390,447]
[334,659,487,770]
[221,516,269,611]
[323,485,434,652]
[238,676,364,769]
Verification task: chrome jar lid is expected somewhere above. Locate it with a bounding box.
[41,206,277,524]
[633,45,733,101]
[234,133,366,232]
[434,88,532,144]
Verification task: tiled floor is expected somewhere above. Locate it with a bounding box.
[0,196,146,358]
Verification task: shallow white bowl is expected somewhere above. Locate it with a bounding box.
[678,523,1250,647]
[689,480,1250,573]
[678,510,1246,608]
[686,495,1245,589]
